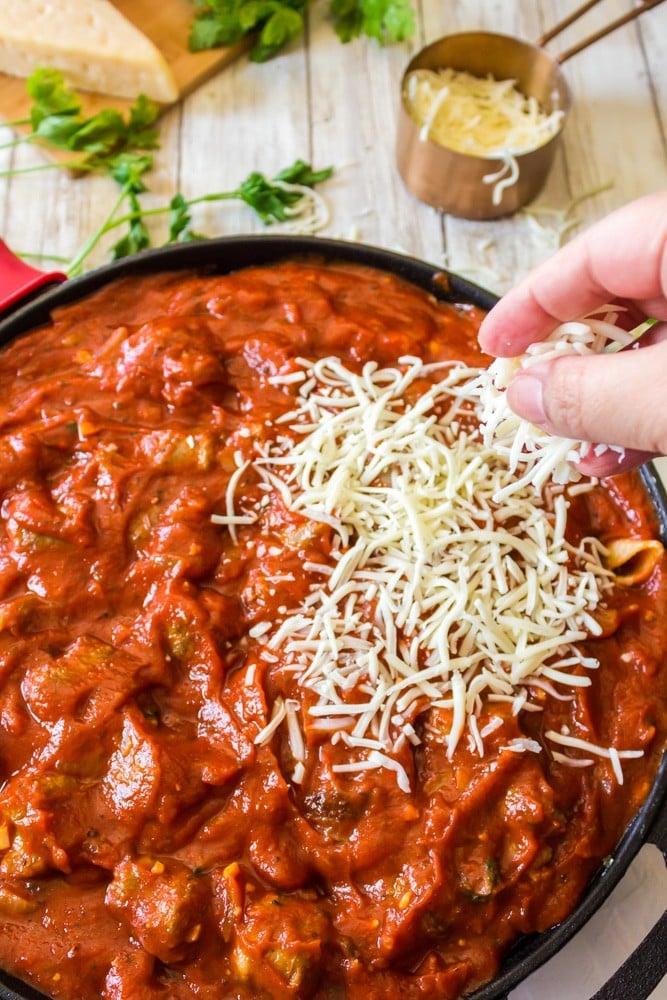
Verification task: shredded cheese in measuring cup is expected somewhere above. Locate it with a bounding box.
[403,67,565,205]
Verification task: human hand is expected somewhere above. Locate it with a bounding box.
[478,191,667,477]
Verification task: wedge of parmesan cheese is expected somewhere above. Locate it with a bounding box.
[0,0,179,103]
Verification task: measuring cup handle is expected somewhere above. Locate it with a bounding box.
[0,238,67,317]
[537,0,603,48]
[537,0,666,65]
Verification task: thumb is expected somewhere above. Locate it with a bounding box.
[506,340,667,456]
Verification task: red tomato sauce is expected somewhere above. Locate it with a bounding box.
[0,260,665,999]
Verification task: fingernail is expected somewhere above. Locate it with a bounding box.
[478,318,514,357]
[507,373,546,425]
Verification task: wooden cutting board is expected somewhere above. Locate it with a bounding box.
[0,0,248,164]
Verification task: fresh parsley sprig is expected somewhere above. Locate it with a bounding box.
[190,0,309,61]
[188,0,414,61]
[65,159,333,275]
[328,0,414,43]
[4,71,333,276]
[65,155,155,275]
[0,69,160,177]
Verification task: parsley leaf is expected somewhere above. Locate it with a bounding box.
[18,69,160,174]
[250,4,305,61]
[235,162,333,222]
[167,193,207,243]
[27,68,81,129]
[127,95,161,146]
[329,0,414,43]
[236,161,333,222]
[168,193,193,241]
[379,0,414,43]
[110,191,151,260]
[108,153,154,191]
[68,159,332,271]
[68,109,134,156]
[274,159,333,186]
[188,0,413,59]
[237,171,293,222]
[33,113,84,148]
[327,0,363,42]
[189,14,238,49]
[189,0,248,48]
[189,0,310,61]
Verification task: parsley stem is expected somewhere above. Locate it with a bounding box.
[17,251,71,265]
[61,160,330,274]
[186,191,239,206]
[0,135,36,151]
[66,185,131,277]
[0,160,83,177]
[95,190,238,232]
[2,116,31,128]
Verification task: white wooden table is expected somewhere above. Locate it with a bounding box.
[1,1,666,997]
[1,0,666,289]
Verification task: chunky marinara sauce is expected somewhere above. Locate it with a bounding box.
[0,260,665,1000]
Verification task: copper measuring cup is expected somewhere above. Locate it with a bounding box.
[396,0,665,220]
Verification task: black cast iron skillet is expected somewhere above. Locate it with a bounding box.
[0,236,665,1000]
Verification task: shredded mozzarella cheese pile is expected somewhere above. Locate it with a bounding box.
[240,354,630,789]
[215,309,652,791]
[403,68,564,204]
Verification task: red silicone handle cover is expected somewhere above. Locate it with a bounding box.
[0,238,67,315]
